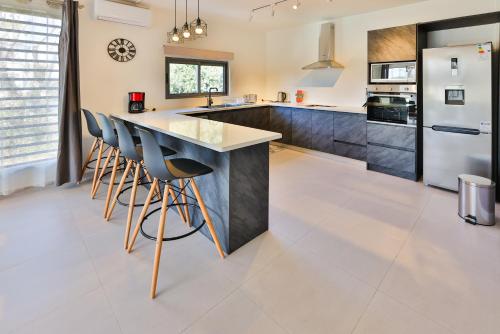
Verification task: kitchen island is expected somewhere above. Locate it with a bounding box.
[113,107,281,254]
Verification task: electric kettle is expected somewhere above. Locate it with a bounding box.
[277,91,287,103]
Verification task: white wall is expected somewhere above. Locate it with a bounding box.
[78,0,267,117]
[265,0,500,107]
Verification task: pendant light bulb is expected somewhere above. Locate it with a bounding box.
[172,27,180,42]
[182,0,190,39]
[183,23,191,38]
[195,18,203,34]
[292,0,300,10]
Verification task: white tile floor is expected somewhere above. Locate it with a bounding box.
[1,147,500,334]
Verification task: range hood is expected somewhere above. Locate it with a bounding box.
[302,23,344,70]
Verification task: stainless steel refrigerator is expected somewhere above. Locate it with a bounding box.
[423,43,493,191]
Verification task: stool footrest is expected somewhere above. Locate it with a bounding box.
[140,202,205,242]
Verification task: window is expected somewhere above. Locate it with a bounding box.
[166,57,228,99]
[0,8,61,168]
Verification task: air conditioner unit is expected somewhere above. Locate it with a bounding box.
[93,0,152,28]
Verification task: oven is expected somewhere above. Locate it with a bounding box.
[366,85,417,126]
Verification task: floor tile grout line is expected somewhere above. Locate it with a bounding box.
[349,190,432,334]
[73,198,126,334]
[178,284,241,334]
[239,287,293,334]
[364,192,459,334]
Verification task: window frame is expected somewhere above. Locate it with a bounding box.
[165,57,229,99]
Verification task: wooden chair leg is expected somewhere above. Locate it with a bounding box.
[127,178,159,253]
[80,137,98,184]
[190,178,225,259]
[179,179,191,227]
[91,140,104,196]
[92,146,114,199]
[124,162,141,249]
[151,184,171,299]
[168,187,187,224]
[106,159,133,221]
[142,163,162,200]
[103,149,121,218]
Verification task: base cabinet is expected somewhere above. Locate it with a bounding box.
[270,107,292,144]
[334,112,367,146]
[367,123,417,180]
[291,108,312,149]
[334,141,367,161]
[312,110,334,154]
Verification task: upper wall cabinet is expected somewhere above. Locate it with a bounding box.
[368,24,417,63]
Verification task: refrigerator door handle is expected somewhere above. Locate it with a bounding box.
[431,125,481,135]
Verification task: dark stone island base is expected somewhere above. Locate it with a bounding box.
[128,121,270,255]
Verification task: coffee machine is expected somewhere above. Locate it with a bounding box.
[128,92,145,113]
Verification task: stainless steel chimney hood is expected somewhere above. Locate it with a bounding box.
[302,23,344,70]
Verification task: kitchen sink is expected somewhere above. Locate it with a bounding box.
[198,103,248,109]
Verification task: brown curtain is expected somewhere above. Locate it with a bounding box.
[56,0,82,185]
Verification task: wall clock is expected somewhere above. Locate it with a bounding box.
[108,38,136,62]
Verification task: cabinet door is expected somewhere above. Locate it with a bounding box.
[209,111,234,124]
[311,110,334,154]
[291,109,312,149]
[367,123,415,151]
[334,142,367,161]
[252,107,270,130]
[270,107,292,144]
[334,112,367,146]
[368,24,417,62]
[367,144,415,174]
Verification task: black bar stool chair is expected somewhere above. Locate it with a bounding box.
[127,128,225,299]
[92,113,126,217]
[81,109,108,194]
[105,119,183,249]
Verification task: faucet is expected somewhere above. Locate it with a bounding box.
[207,87,218,108]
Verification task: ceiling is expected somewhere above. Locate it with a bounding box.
[145,0,427,30]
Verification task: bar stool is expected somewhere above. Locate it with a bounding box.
[91,113,128,217]
[81,109,108,194]
[127,128,225,299]
[105,119,182,249]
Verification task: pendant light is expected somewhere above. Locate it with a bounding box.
[190,0,207,38]
[182,0,191,39]
[168,0,183,44]
[292,0,300,10]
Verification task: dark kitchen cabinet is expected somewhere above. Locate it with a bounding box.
[231,107,270,130]
[366,122,417,180]
[291,108,312,149]
[333,111,367,161]
[368,24,417,63]
[334,142,367,161]
[311,110,334,154]
[209,111,234,124]
[367,144,415,175]
[270,107,292,144]
[367,123,415,150]
[334,112,367,146]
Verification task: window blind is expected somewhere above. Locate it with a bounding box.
[0,8,61,168]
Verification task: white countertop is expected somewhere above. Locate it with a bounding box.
[112,103,365,153]
[112,107,282,153]
[268,102,367,114]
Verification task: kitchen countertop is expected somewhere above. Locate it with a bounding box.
[112,107,282,153]
[112,102,365,153]
[268,102,366,114]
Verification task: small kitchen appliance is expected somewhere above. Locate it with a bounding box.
[128,92,145,113]
[277,91,287,103]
